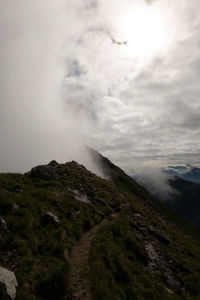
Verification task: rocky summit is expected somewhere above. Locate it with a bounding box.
[0,150,200,299]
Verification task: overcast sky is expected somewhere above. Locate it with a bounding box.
[0,0,200,174]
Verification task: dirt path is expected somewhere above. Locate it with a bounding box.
[68,214,118,299]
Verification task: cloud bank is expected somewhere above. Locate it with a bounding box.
[131,165,177,201]
[0,0,200,186]
[0,1,98,173]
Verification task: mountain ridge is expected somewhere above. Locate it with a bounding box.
[0,150,199,299]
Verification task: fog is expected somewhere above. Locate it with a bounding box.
[0,1,98,173]
[131,166,177,201]
[1,0,200,198]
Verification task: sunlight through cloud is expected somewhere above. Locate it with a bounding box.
[118,4,168,58]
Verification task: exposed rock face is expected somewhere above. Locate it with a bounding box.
[0,267,18,300]
[31,165,56,180]
[145,242,160,269]
[42,212,60,225]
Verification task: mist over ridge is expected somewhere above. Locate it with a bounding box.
[1,0,200,191]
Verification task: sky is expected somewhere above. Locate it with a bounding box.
[0,0,200,181]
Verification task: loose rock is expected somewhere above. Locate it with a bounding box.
[42,212,60,225]
[0,266,18,300]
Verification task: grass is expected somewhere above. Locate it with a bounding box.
[0,162,126,299]
[90,198,200,300]
[0,159,200,299]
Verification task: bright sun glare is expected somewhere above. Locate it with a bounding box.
[120,6,167,58]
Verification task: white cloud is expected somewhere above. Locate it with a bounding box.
[0,0,200,182]
[131,165,177,201]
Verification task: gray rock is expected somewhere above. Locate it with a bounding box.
[119,203,129,210]
[0,266,18,300]
[72,190,91,205]
[74,210,81,218]
[145,243,159,262]
[148,226,170,245]
[134,213,142,218]
[144,242,166,272]
[165,273,179,289]
[165,287,174,295]
[108,213,117,220]
[0,217,9,233]
[12,204,19,211]
[31,165,56,180]
[48,160,59,167]
[42,212,60,225]
[12,185,23,193]
[75,194,91,204]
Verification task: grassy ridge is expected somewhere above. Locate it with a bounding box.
[0,155,199,299]
[0,162,125,299]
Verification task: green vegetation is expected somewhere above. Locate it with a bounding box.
[0,161,125,299]
[90,207,200,299]
[0,154,200,299]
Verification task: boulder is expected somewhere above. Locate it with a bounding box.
[31,165,56,180]
[0,267,18,300]
[42,212,60,225]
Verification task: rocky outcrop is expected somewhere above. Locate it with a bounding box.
[145,242,161,270]
[48,160,59,168]
[42,212,60,225]
[31,165,56,180]
[0,267,18,300]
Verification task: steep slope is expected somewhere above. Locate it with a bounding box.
[0,154,199,299]
[166,176,200,228]
[182,168,200,183]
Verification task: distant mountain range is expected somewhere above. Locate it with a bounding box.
[163,166,200,183]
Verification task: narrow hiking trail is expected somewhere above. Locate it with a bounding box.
[68,214,118,300]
